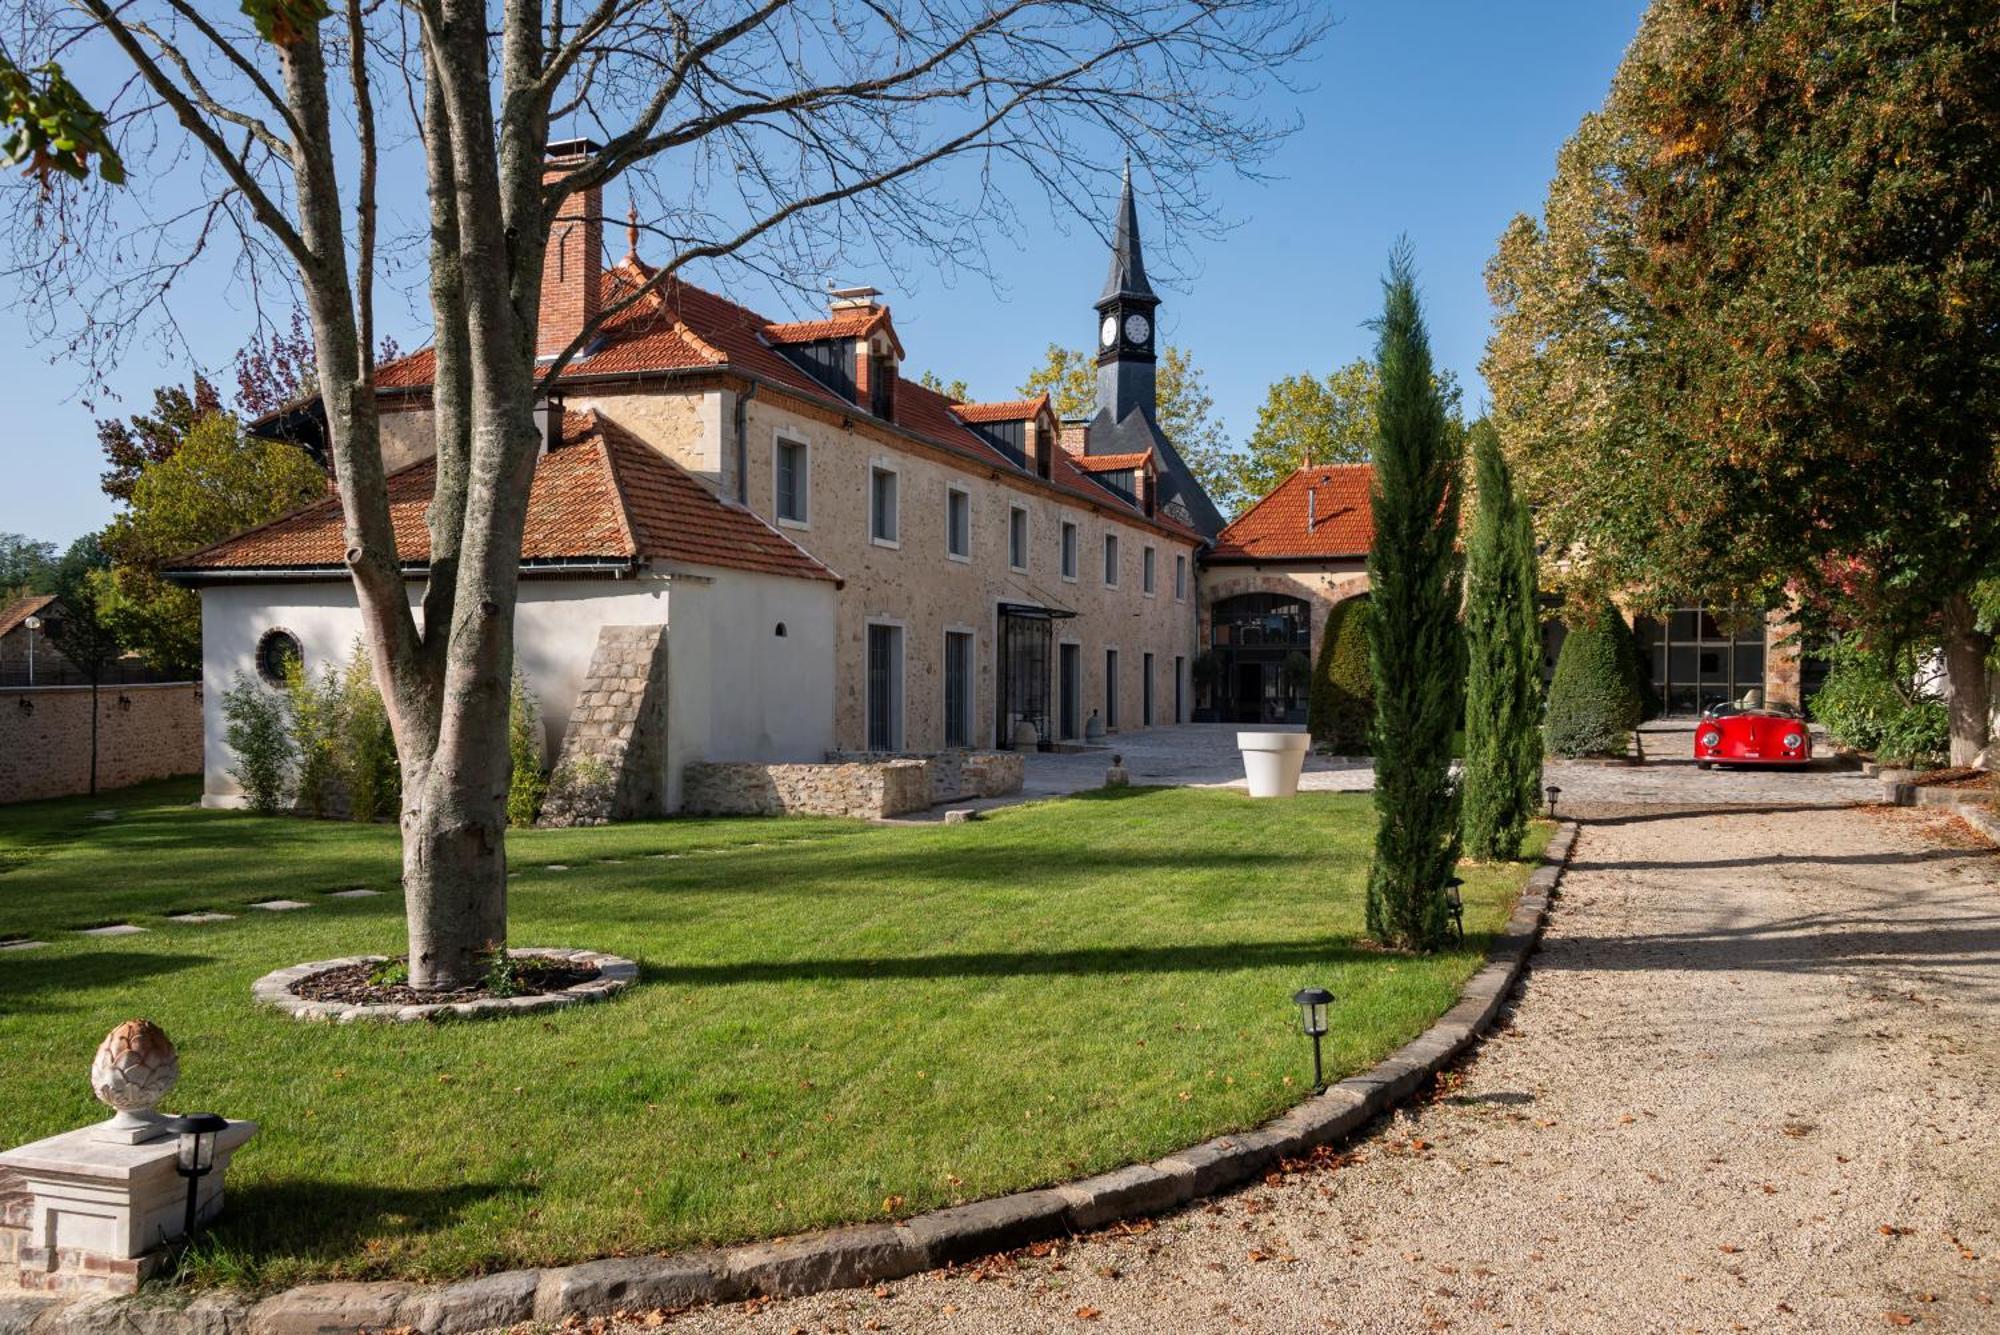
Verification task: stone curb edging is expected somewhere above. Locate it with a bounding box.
[4,824,1577,1334]
[1946,798,2000,844]
[249,949,638,1024]
[1883,777,1997,813]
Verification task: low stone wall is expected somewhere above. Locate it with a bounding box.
[823,749,1024,805]
[683,759,932,819]
[0,683,201,805]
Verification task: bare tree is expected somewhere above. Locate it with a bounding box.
[0,0,1321,989]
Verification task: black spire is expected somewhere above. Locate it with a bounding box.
[1099,162,1155,303]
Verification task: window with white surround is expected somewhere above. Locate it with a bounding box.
[1008,505,1029,572]
[945,486,971,561]
[870,465,900,546]
[1175,553,1187,601]
[774,435,809,526]
[1103,533,1119,587]
[1060,522,1078,581]
[943,629,974,749]
[866,622,905,751]
[1142,545,1156,596]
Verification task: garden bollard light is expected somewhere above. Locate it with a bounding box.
[1545,784,1562,819]
[1292,986,1333,1093]
[162,1112,229,1242]
[1444,876,1465,943]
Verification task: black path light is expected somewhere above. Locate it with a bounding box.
[161,1112,229,1242]
[1292,986,1333,1092]
[1544,784,1562,819]
[1443,876,1465,944]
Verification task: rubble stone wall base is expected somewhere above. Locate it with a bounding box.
[683,759,934,819]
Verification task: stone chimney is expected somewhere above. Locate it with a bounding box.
[539,139,603,361]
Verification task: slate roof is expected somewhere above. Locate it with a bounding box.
[169,411,840,585]
[1208,464,1375,562]
[361,260,1201,546]
[0,593,56,639]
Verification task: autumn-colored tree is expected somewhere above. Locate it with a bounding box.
[1019,342,1237,507]
[1487,0,2000,765]
[97,413,327,676]
[96,375,225,503]
[4,0,1320,989]
[1232,359,1462,513]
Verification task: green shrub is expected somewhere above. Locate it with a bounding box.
[507,673,548,828]
[1608,605,1662,721]
[1309,598,1374,753]
[1809,638,1949,766]
[338,643,400,822]
[283,655,345,818]
[1544,604,1643,757]
[221,672,294,814]
[1461,420,1543,862]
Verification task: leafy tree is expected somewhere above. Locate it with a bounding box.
[1364,248,1464,951]
[5,0,1319,991]
[97,413,326,677]
[43,549,124,794]
[96,375,224,503]
[1019,342,1237,506]
[1233,360,1462,512]
[1461,421,1542,860]
[1544,604,1641,758]
[916,370,971,402]
[0,533,58,600]
[1307,596,1372,753]
[1487,0,2000,765]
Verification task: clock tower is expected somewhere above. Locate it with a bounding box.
[1094,163,1160,425]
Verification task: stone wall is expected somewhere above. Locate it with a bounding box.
[0,683,201,805]
[683,759,933,819]
[824,749,1024,804]
[545,625,670,824]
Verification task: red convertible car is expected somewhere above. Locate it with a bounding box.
[1694,702,1813,768]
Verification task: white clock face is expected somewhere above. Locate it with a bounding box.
[1123,313,1150,344]
[1100,315,1118,347]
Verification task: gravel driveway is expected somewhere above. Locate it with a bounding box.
[574,799,1998,1334]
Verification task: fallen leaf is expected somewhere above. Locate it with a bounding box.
[1884,1314,1916,1327]
[1076,1306,1103,1321]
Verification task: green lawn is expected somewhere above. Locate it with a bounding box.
[0,779,1547,1291]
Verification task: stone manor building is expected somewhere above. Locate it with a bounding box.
[172,148,1217,813]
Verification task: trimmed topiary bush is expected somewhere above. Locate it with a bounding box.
[1544,604,1643,757]
[1309,597,1374,753]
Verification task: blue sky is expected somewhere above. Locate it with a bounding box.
[0,2,1646,548]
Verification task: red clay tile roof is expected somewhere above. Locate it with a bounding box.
[763,305,903,357]
[1209,464,1375,562]
[0,593,57,638]
[952,395,1049,425]
[1073,451,1152,473]
[364,261,1198,544]
[170,411,838,585]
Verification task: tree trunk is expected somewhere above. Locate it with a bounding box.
[88,678,100,796]
[1941,591,1994,768]
[401,750,509,989]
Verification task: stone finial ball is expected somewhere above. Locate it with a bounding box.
[90,1019,179,1115]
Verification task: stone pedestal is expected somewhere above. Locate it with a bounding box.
[0,1119,254,1295]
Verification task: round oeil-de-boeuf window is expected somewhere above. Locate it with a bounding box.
[256,628,304,686]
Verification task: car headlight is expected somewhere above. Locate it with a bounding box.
[1783,732,1804,751]
[1700,730,1722,748]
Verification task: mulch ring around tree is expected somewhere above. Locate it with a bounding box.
[294,955,599,1007]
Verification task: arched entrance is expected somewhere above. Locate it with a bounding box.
[1208,592,1311,724]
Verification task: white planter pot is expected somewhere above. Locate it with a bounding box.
[1237,731,1310,798]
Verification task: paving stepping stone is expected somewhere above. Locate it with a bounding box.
[249,899,312,911]
[325,888,383,899]
[90,810,119,821]
[78,923,146,936]
[0,939,47,951]
[166,912,236,924]
[543,864,571,872]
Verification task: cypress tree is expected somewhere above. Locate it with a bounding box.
[1364,247,1465,950]
[1308,597,1374,753]
[1461,422,1543,860]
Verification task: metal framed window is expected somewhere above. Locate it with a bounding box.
[1105,647,1120,729]
[945,486,971,561]
[866,622,904,750]
[1142,546,1156,596]
[1142,651,1154,725]
[774,436,809,526]
[1060,522,1078,581]
[1103,534,1119,588]
[1174,553,1187,601]
[870,465,900,546]
[1009,505,1029,572]
[943,629,974,749]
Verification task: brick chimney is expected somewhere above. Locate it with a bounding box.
[539,139,603,361]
